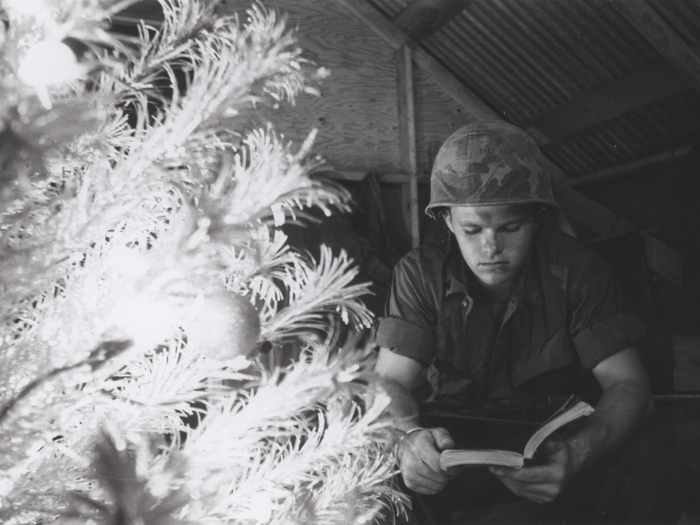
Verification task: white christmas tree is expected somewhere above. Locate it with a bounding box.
[0,0,408,523]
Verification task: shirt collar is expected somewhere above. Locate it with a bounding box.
[444,234,469,297]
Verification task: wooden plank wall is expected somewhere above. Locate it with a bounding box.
[218,0,473,178]
[413,69,475,174]
[219,0,401,173]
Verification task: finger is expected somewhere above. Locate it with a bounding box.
[539,438,559,455]
[496,477,559,504]
[539,437,566,459]
[401,445,454,483]
[491,468,566,504]
[401,454,447,482]
[492,465,565,502]
[417,459,456,484]
[491,456,565,481]
[410,432,447,472]
[488,465,544,481]
[414,442,444,474]
[399,427,459,493]
[489,466,519,477]
[419,458,454,477]
[493,463,548,478]
[443,465,464,476]
[430,427,455,451]
[401,431,439,466]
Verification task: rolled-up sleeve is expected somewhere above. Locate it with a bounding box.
[573,313,646,369]
[372,253,437,368]
[373,317,434,366]
[568,253,646,369]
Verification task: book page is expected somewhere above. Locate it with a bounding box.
[439,449,524,470]
[522,400,594,460]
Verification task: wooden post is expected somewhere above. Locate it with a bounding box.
[397,45,420,248]
[335,0,498,121]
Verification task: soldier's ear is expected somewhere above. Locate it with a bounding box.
[443,209,454,233]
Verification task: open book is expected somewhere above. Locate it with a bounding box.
[438,397,594,470]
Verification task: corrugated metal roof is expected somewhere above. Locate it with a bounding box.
[369,0,700,179]
[546,91,700,176]
[649,0,700,42]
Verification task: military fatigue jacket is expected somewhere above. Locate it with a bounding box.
[374,228,645,402]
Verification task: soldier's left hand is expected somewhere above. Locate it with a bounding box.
[489,436,576,504]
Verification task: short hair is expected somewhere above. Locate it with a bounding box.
[436,203,553,223]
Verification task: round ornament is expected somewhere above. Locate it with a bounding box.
[18,40,84,87]
[184,291,261,359]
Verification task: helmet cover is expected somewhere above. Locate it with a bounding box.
[426,121,557,217]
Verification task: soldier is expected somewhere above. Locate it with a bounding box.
[374,121,671,523]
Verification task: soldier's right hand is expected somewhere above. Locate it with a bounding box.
[398,427,461,495]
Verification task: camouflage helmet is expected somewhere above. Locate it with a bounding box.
[426,121,557,217]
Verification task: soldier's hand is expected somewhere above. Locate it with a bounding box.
[489,436,575,503]
[398,427,461,495]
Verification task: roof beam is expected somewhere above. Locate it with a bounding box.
[336,0,636,238]
[568,145,693,188]
[320,141,695,190]
[553,185,634,237]
[611,0,700,94]
[524,58,691,146]
[393,0,471,41]
[524,2,700,146]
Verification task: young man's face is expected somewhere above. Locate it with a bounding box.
[445,205,538,296]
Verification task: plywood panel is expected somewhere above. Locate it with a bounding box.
[218,0,402,173]
[413,67,476,174]
[217,0,484,176]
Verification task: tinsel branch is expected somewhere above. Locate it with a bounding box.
[222,226,298,306]
[180,346,408,524]
[0,0,406,523]
[261,246,374,344]
[0,339,133,424]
